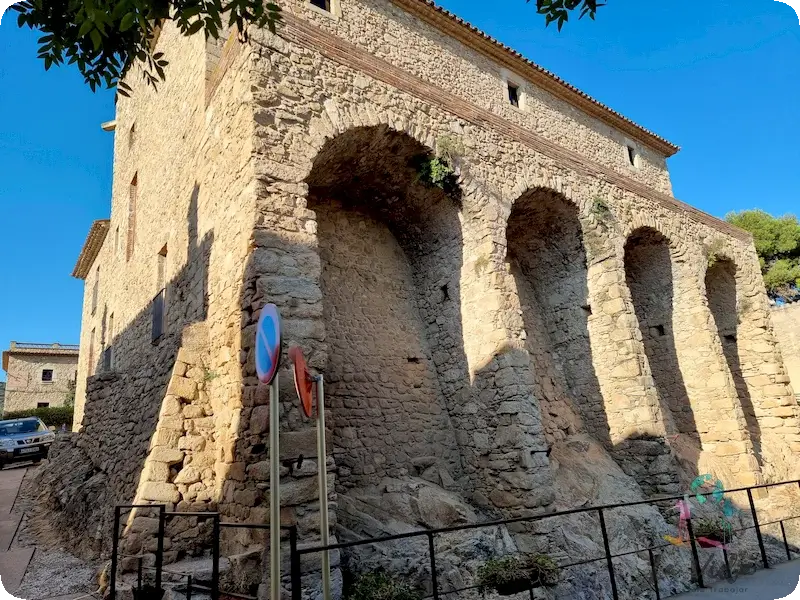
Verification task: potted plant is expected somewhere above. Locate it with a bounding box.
[477,555,560,596]
[346,572,422,600]
[693,518,733,548]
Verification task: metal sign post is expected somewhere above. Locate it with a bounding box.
[255,304,282,600]
[269,372,280,600]
[316,374,332,600]
[289,347,331,600]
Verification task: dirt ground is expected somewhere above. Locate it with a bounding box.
[10,465,101,600]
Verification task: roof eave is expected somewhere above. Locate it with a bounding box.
[73,219,110,280]
[395,0,680,157]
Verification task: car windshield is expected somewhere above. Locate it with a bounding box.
[0,419,46,436]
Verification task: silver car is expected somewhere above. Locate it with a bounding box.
[0,417,56,467]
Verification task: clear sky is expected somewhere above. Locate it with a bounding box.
[0,0,798,381]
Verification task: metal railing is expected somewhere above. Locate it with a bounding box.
[110,479,800,600]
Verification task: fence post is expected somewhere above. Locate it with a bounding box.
[212,514,221,600]
[597,509,618,600]
[137,556,143,592]
[780,521,792,561]
[747,488,769,569]
[427,532,440,600]
[187,575,192,600]
[685,514,704,588]
[289,526,302,600]
[110,506,120,600]
[155,505,165,593]
[648,549,660,600]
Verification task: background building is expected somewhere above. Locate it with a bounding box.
[1,342,79,413]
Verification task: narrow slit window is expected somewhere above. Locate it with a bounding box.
[627,145,637,167]
[91,266,100,315]
[127,173,138,261]
[507,82,520,107]
[89,328,96,376]
[309,0,331,10]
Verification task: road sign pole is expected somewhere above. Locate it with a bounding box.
[316,375,332,600]
[270,373,281,600]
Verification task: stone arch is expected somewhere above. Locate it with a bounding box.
[624,227,695,444]
[705,256,763,466]
[504,187,604,444]
[304,124,470,491]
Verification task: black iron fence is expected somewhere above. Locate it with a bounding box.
[110,479,800,600]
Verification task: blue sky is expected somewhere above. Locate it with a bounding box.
[0,0,798,381]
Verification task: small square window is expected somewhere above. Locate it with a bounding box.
[42,369,54,382]
[627,145,637,167]
[507,82,520,108]
[309,0,331,10]
[37,402,49,408]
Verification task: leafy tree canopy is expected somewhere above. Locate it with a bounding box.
[13,0,602,94]
[726,209,800,294]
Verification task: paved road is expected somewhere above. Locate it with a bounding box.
[0,465,33,595]
[675,559,800,599]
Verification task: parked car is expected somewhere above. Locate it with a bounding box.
[0,417,56,467]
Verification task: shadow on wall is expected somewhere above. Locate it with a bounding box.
[506,188,605,447]
[705,258,763,468]
[32,185,213,559]
[624,227,699,491]
[221,126,475,547]
[220,126,556,596]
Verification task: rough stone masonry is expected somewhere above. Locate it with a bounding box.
[36,0,800,598]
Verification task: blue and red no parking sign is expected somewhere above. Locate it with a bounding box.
[255,303,282,385]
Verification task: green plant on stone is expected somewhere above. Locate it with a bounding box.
[704,238,727,268]
[203,368,219,382]
[476,554,560,595]
[693,517,733,543]
[591,197,612,220]
[436,135,465,165]
[345,572,422,600]
[416,135,463,200]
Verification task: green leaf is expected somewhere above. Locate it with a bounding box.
[78,19,94,37]
[90,28,102,50]
[120,12,136,31]
[186,19,203,35]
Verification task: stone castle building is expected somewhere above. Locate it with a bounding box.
[39,0,799,596]
[1,342,79,413]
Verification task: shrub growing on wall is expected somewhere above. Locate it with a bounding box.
[3,406,74,430]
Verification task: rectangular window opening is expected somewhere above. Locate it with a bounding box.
[37,402,50,408]
[91,266,100,315]
[309,0,331,10]
[627,145,637,167]
[507,82,520,107]
[41,369,54,382]
[153,246,168,343]
[127,173,138,261]
[107,312,115,371]
[89,328,96,377]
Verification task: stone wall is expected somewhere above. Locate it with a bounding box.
[3,353,78,413]
[36,0,800,596]
[771,303,800,395]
